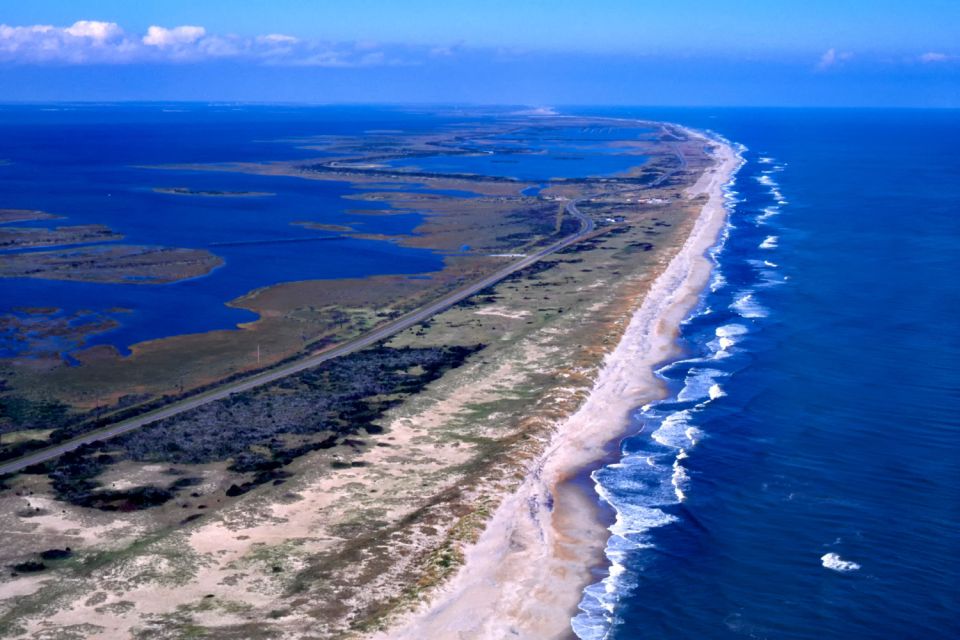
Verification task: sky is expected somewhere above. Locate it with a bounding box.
[0,1,957,106]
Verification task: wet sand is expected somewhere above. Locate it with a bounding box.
[375,131,741,640]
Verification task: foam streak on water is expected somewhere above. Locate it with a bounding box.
[821,553,861,573]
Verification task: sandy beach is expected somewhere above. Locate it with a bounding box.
[376,130,741,640]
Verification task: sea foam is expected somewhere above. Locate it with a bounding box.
[573,133,749,640]
[607,500,677,539]
[731,292,769,318]
[747,259,786,288]
[652,410,698,449]
[710,323,749,356]
[757,206,779,222]
[672,451,690,501]
[678,367,728,403]
[710,269,727,292]
[821,553,861,572]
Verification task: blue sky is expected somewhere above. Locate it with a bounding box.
[1,1,957,105]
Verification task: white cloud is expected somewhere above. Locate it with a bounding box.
[430,42,465,58]
[142,25,206,47]
[0,22,129,63]
[919,52,952,63]
[257,34,298,45]
[64,20,122,42]
[358,51,385,65]
[816,48,853,70]
[290,51,351,67]
[0,20,442,67]
[818,48,836,68]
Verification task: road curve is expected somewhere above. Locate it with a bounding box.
[0,201,595,475]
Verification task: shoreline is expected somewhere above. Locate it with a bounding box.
[376,130,741,639]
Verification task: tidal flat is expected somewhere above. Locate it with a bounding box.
[0,107,721,639]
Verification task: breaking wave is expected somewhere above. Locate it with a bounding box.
[573,142,790,640]
[731,291,769,318]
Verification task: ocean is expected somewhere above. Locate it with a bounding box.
[572,108,960,638]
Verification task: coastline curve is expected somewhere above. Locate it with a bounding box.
[374,128,744,640]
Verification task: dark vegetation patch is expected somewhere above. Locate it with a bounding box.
[0,395,72,435]
[8,548,72,578]
[622,241,655,253]
[556,233,609,255]
[454,294,499,309]
[0,333,398,463]
[495,203,574,248]
[555,215,582,238]
[10,560,46,574]
[39,548,72,560]
[500,259,560,283]
[26,446,182,511]
[120,344,481,467]
[28,344,482,511]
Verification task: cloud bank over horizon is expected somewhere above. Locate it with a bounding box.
[0,17,956,107]
[2,19,958,71]
[0,20,422,67]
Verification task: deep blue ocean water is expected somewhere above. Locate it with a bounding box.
[572,109,960,639]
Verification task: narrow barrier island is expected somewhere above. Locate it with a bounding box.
[0,112,731,639]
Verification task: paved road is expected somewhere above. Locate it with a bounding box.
[0,201,595,475]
